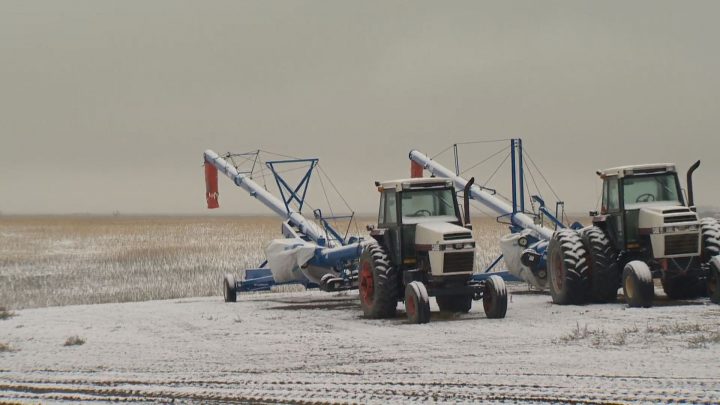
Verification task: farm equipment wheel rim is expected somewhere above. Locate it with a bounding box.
[406,294,416,319]
[551,250,564,291]
[625,274,635,300]
[359,261,374,305]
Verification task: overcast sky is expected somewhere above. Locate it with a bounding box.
[1,1,719,216]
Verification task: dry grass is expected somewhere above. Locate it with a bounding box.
[63,335,85,346]
[0,307,15,320]
[0,342,13,352]
[0,214,535,309]
[0,216,276,309]
[556,321,720,349]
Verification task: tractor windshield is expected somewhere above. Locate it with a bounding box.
[622,173,682,207]
[400,188,459,224]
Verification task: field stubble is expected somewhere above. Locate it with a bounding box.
[1,215,510,309]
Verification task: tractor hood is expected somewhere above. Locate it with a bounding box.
[636,205,700,258]
[637,205,699,229]
[415,222,473,245]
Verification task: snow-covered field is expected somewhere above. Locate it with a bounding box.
[2,216,720,403]
[1,286,720,404]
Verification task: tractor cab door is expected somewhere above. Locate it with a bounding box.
[378,189,403,267]
[602,176,625,250]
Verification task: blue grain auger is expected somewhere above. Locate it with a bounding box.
[409,139,582,291]
[204,150,365,301]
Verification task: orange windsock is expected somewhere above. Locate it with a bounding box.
[205,162,220,209]
[411,160,423,178]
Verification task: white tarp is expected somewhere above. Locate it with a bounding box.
[265,239,317,283]
[499,231,545,289]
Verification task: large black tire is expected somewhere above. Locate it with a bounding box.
[358,243,398,319]
[436,295,472,313]
[547,229,590,305]
[709,256,720,304]
[582,227,620,303]
[223,274,237,303]
[405,281,430,324]
[483,275,508,319]
[701,217,720,261]
[622,261,654,308]
[661,275,705,300]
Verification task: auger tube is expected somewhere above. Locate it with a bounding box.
[204,149,326,244]
[409,149,554,241]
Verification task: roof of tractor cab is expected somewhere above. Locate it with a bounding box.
[377,177,454,191]
[597,163,676,178]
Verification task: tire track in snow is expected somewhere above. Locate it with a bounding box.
[1,370,717,404]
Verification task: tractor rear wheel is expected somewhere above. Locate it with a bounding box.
[483,275,507,319]
[661,275,705,300]
[582,227,620,303]
[436,294,472,313]
[547,230,590,305]
[358,243,398,319]
[701,217,720,261]
[405,281,430,324]
[622,261,654,308]
[223,274,237,303]
[709,256,720,304]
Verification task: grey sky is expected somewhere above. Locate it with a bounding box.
[1,1,719,216]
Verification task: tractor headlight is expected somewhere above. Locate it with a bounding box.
[453,243,464,250]
[464,242,475,249]
[662,224,699,233]
[651,227,663,234]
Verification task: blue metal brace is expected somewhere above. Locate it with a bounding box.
[266,159,318,214]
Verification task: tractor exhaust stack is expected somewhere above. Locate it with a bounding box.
[463,177,475,228]
[687,160,700,207]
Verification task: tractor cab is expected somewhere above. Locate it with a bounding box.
[593,163,701,260]
[373,178,467,271]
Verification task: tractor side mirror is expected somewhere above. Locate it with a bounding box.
[366,224,375,232]
[589,210,598,217]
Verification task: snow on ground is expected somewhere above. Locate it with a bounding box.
[1,284,719,404]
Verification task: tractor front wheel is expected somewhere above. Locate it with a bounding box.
[622,261,654,308]
[223,274,237,303]
[358,243,398,319]
[404,281,430,324]
[483,275,508,319]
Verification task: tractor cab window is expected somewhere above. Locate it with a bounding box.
[603,177,620,212]
[622,174,681,207]
[400,188,458,224]
[383,190,397,224]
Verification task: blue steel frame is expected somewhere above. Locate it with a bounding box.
[532,195,566,230]
[266,158,318,214]
[236,157,356,293]
[455,138,565,282]
[313,209,355,247]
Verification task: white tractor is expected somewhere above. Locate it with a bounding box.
[547,161,720,307]
[362,177,508,323]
